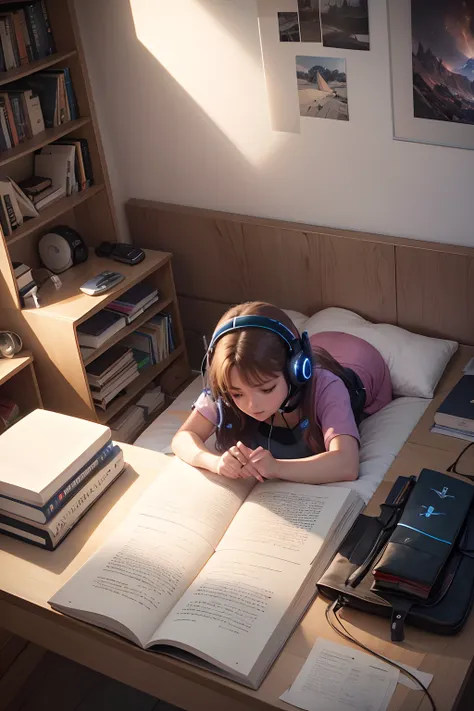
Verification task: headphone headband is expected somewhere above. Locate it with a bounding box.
[208,315,297,355]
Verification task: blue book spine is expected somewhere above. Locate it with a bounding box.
[62,68,78,120]
[44,441,115,520]
[0,440,116,522]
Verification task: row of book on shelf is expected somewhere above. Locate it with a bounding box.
[78,283,175,412]
[0,65,78,153]
[0,0,55,72]
[0,137,92,237]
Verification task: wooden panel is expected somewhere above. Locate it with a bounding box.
[179,295,232,369]
[396,246,474,344]
[319,234,397,323]
[127,202,248,303]
[241,225,321,314]
[126,199,474,345]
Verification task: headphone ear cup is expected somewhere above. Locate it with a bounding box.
[288,331,312,386]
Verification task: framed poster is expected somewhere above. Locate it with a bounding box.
[388,0,474,150]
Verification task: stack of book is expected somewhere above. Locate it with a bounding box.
[0,409,124,550]
[109,385,165,443]
[0,1,55,72]
[432,375,474,442]
[12,260,37,304]
[85,345,140,411]
[106,284,159,324]
[77,311,126,351]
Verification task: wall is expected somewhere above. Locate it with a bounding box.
[75,0,474,246]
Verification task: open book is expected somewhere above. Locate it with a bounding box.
[49,458,363,689]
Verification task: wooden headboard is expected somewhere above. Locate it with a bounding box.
[126,199,474,368]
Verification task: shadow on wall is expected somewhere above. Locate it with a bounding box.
[127,0,287,167]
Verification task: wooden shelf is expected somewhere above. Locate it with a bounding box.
[97,346,184,424]
[83,297,174,366]
[0,50,77,87]
[6,184,104,247]
[23,248,172,323]
[0,116,90,168]
[0,351,33,387]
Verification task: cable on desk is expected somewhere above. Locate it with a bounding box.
[325,598,437,711]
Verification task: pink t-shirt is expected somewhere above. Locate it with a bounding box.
[194,331,392,453]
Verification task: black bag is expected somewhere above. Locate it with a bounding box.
[317,476,474,642]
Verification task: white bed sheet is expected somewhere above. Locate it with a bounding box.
[134,377,429,504]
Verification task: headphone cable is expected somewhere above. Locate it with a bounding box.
[267,414,275,454]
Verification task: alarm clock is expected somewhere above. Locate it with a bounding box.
[38,226,88,274]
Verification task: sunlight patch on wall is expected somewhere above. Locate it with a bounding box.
[129,0,286,166]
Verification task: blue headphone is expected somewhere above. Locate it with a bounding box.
[202,315,313,393]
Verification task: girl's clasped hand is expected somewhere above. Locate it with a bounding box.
[216,441,277,483]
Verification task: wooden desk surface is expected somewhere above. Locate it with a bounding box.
[1,347,474,711]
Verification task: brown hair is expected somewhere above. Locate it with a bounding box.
[206,302,349,452]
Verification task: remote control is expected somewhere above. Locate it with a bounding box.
[80,270,125,295]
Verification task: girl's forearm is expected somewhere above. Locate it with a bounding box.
[276,450,358,484]
[171,431,220,473]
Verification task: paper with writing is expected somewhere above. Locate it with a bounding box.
[280,638,399,711]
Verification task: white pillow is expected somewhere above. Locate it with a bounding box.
[285,307,457,399]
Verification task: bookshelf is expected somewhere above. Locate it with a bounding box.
[0,0,191,437]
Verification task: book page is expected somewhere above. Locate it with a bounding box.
[136,458,254,548]
[217,482,351,565]
[152,549,309,675]
[50,513,214,647]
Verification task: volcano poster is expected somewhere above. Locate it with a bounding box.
[412,0,474,125]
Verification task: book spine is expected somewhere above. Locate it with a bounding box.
[0,517,48,548]
[12,11,28,66]
[24,6,40,59]
[0,109,8,151]
[18,9,33,63]
[3,193,18,230]
[0,29,5,72]
[63,68,78,120]
[48,448,123,542]
[0,94,18,145]
[0,449,124,550]
[9,95,24,141]
[0,196,10,236]
[0,440,116,522]
[0,18,16,70]
[40,0,55,54]
[44,440,117,520]
[0,101,12,148]
[6,15,20,68]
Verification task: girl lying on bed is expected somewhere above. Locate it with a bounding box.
[171,302,392,484]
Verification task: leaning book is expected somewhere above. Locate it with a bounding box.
[49,458,363,689]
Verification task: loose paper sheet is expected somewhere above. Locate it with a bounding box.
[280,638,399,711]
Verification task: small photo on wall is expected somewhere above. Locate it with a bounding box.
[297,0,322,43]
[412,0,474,125]
[296,56,349,120]
[321,0,370,51]
[278,12,301,42]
